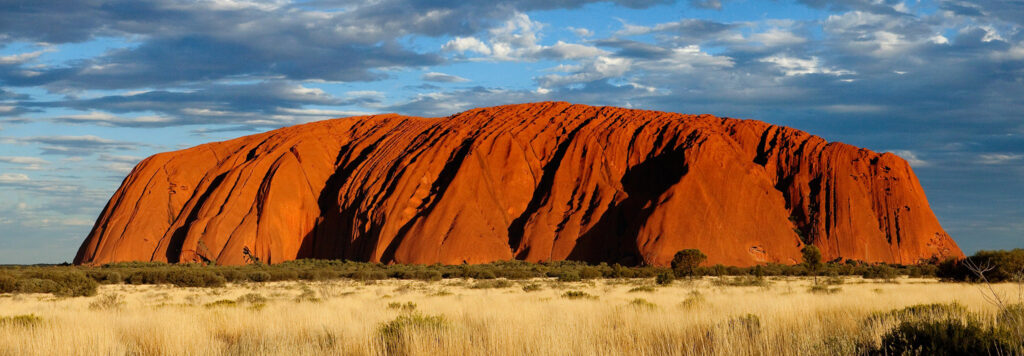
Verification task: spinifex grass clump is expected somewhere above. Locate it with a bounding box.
[0,314,42,328]
[377,313,448,355]
[628,298,657,310]
[89,293,125,310]
[561,290,596,300]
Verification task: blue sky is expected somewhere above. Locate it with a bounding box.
[0,0,1022,263]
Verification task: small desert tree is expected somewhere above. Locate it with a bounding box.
[802,245,822,284]
[671,249,707,278]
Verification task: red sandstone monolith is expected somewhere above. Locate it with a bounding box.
[75,102,963,266]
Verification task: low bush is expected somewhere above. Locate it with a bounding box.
[22,270,97,297]
[521,283,542,292]
[627,286,656,293]
[938,249,1024,282]
[712,276,769,287]
[388,301,417,312]
[628,298,657,310]
[85,270,123,284]
[0,256,953,296]
[377,313,448,355]
[866,303,970,326]
[861,265,898,281]
[166,270,226,288]
[561,290,596,300]
[0,274,16,293]
[470,279,513,289]
[236,293,267,304]
[862,302,1024,355]
[247,271,271,282]
[655,272,674,285]
[554,271,581,282]
[204,299,238,308]
[872,318,1022,355]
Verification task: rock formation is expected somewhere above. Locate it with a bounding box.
[75,102,963,266]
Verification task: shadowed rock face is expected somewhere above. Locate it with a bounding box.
[75,102,963,266]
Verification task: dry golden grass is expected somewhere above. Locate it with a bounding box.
[0,277,1016,356]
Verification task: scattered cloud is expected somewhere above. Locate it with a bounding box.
[4,135,140,156]
[0,0,1022,261]
[978,153,1023,165]
[891,150,928,167]
[0,156,49,170]
[422,72,470,83]
[689,0,724,10]
[0,173,30,184]
[760,55,854,76]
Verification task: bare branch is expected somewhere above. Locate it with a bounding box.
[963,258,1006,309]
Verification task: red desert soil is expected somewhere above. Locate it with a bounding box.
[75,102,963,266]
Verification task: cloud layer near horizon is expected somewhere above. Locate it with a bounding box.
[1,0,1021,263]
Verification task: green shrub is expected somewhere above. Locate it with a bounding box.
[938,249,1024,282]
[100,261,168,268]
[0,274,16,293]
[861,264,899,281]
[712,276,769,287]
[627,286,656,293]
[14,278,60,294]
[655,272,674,285]
[466,269,496,280]
[204,299,238,308]
[387,301,417,311]
[522,283,542,292]
[23,270,98,297]
[299,269,335,281]
[867,303,970,326]
[556,271,582,282]
[872,318,1022,355]
[470,279,513,289]
[671,249,706,277]
[350,270,386,281]
[578,267,603,280]
[808,284,841,294]
[166,269,226,288]
[85,270,123,284]
[236,293,268,304]
[415,270,443,281]
[267,269,299,281]
[247,271,271,282]
[219,269,246,283]
[561,290,596,300]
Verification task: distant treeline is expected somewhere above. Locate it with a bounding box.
[1,249,1021,297]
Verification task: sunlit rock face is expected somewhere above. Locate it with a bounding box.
[75,102,963,266]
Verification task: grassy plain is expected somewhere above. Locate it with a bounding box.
[0,276,1018,356]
